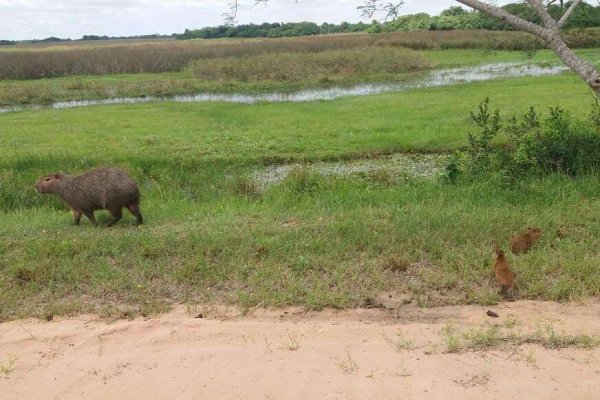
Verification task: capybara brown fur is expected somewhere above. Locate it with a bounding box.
[510,227,542,254]
[35,167,143,226]
[493,245,515,297]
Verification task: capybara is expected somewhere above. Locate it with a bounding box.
[510,227,542,254]
[35,167,143,226]
[493,245,515,297]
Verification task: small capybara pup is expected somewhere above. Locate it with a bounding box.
[493,245,515,297]
[510,227,542,254]
[35,167,143,226]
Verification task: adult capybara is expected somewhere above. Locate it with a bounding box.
[510,227,542,254]
[35,167,143,226]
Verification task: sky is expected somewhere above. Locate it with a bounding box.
[1,0,516,40]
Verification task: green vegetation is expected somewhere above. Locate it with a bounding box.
[384,2,600,32]
[176,3,600,40]
[2,29,600,82]
[441,322,599,353]
[447,98,600,184]
[1,34,599,108]
[2,59,600,321]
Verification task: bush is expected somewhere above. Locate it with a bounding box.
[447,99,600,183]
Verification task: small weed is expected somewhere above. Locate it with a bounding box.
[0,354,17,375]
[523,348,537,366]
[504,316,519,328]
[283,335,301,351]
[264,337,273,353]
[453,372,490,388]
[424,343,439,355]
[385,331,414,351]
[441,323,463,353]
[336,352,358,374]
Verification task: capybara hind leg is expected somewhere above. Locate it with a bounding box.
[127,202,144,225]
[72,209,82,225]
[107,207,123,227]
[84,211,97,226]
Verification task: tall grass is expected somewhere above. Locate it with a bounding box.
[1,29,600,80]
[191,47,430,82]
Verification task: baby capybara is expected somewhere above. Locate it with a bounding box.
[35,167,143,226]
[493,245,515,297]
[510,227,542,254]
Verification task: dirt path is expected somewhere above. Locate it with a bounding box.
[1,300,600,399]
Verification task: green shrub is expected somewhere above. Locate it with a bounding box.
[448,98,600,183]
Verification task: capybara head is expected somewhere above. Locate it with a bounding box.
[527,227,542,240]
[35,172,65,194]
[493,244,504,256]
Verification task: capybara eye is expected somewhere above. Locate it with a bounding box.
[45,178,51,181]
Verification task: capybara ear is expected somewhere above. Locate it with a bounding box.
[54,172,63,180]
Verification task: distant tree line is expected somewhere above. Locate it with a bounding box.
[0,34,174,46]
[2,1,599,45]
[176,2,600,40]
[175,21,370,39]
[372,2,600,33]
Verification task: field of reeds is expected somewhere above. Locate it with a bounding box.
[2,29,600,80]
[0,29,600,108]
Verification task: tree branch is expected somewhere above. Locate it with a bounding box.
[223,0,239,26]
[357,0,404,21]
[525,0,558,29]
[558,0,583,27]
[455,0,551,38]
[224,0,271,25]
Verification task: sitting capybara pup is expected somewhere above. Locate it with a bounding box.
[493,245,515,297]
[510,227,542,254]
[35,167,143,226]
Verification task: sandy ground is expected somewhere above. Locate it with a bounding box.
[1,299,600,399]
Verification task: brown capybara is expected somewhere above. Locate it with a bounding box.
[493,245,515,297]
[510,227,542,254]
[35,167,143,226]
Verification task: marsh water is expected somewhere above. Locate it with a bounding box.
[0,62,568,114]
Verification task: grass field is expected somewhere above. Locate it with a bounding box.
[1,36,600,321]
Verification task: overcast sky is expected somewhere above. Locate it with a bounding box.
[1,0,517,40]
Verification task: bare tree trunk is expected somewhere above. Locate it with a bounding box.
[456,0,600,96]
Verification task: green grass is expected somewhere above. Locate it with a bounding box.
[424,48,600,68]
[4,171,600,321]
[2,50,600,320]
[441,322,599,353]
[0,72,595,163]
